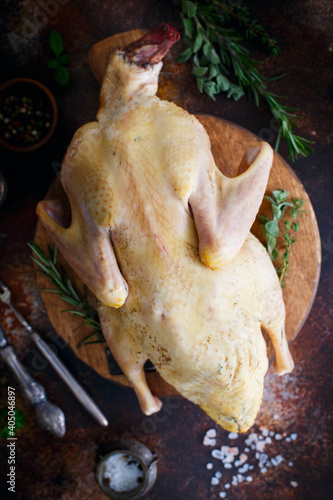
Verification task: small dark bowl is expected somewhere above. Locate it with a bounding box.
[0,78,58,152]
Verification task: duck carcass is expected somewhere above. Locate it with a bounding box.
[37,23,294,432]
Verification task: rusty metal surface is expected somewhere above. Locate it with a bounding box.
[0,1,332,499]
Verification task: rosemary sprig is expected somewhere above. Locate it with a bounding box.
[174,0,314,161]
[28,242,105,346]
[258,190,305,286]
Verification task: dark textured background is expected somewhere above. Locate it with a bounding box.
[0,1,332,499]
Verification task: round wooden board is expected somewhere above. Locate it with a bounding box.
[34,114,321,397]
[34,29,321,396]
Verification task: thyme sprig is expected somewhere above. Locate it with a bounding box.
[258,190,305,286]
[28,242,105,346]
[174,0,314,161]
[279,198,306,286]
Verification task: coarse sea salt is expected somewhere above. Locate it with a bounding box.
[206,463,213,470]
[102,453,144,493]
[207,429,217,438]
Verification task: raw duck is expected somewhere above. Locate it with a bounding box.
[37,24,294,432]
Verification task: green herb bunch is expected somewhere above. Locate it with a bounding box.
[28,242,104,346]
[173,0,314,161]
[258,189,305,286]
[48,29,71,87]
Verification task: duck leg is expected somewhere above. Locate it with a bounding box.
[99,304,162,416]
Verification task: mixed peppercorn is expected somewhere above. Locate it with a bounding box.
[0,85,53,147]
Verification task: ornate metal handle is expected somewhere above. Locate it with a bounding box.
[0,346,66,437]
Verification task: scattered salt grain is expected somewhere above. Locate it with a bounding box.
[224,463,232,469]
[271,455,284,467]
[262,428,269,437]
[216,471,223,479]
[269,431,275,437]
[261,467,267,474]
[288,462,294,467]
[255,441,266,452]
[211,477,219,486]
[246,476,253,482]
[225,483,230,489]
[207,429,217,438]
[228,432,239,440]
[212,450,223,460]
[203,435,217,446]
[290,480,298,488]
[290,433,297,441]
[206,463,213,470]
[285,437,291,442]
[275,433,283,440]
[244,447,250,453]
[265,437,272,444]
[219,492,227,498]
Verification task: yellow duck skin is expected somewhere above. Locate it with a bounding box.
[37,24,294,432]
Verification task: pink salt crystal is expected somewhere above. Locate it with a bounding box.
[229,447,239,456]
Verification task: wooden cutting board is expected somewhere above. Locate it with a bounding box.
[34,30,321,396]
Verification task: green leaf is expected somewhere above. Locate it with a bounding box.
[227,84,244,101]
[197,77,204,93]
[193,30,203,53]
[216,74,230,92]
[265,233,276,249]
[272,204,282,220]
[209,64,219,78]
[208,47,220,64]
[49,29,64,57]
[258,214,270,224]
[183,16,194,38]
[265,220,279,236]
[54,66,71,87]
[176,48,192,63]
[193,66,208,77]
[271,247,279,261]
[58,53,71,65]
[48,58,60,69]
[203,42,211,58]
[183,0,197,17]
[272,189,289,203]
[204,81,219,100]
